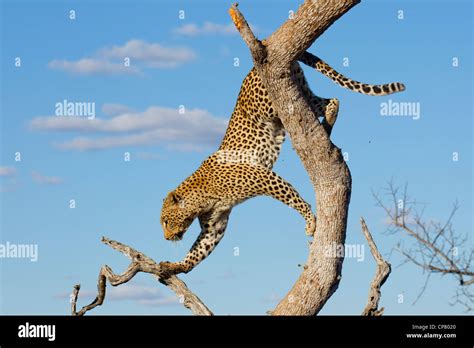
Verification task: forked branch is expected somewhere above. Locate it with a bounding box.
[71,237,213,316]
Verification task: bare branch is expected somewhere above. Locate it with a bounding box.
[376,182,473,311]
[451,286,473,312]
[463,279,474,286]
[266,0,361,65]
[360,218,391,316]
[71,237,213,316]
[412,272,432,305]
[229,3,266,64]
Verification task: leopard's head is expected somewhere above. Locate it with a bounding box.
[160,190,194,241]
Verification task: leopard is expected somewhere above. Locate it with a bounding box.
[159,52,405,276]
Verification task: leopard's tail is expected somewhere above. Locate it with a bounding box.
[299,52,405,96]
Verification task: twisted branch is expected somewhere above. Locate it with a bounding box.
[71,237,213,316]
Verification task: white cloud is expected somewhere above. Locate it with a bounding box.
[0,167,19,192]
[173,21,260,37]
[48,58,140,75]
[101,103,134,116]
[0,166,16,177]
[48,39,196,75]
[30,107,221,133]
[174,22,238,36]
[55,283,179,307]
[29,105,227,152]
[100,39,196,68]
[0,178,20,193]
[136,297,179,306]
[31,171,63,185]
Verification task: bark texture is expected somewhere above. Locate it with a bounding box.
[230,1,359,315]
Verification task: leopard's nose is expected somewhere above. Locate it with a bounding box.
[163,228,175,241]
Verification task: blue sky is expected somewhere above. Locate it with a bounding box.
[0,0,472,315]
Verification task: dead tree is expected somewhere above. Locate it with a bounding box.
[374,181,473,312]
[71,0,393,316]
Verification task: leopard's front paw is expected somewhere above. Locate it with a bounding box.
[305,214,317,237]
[159,261,186,277]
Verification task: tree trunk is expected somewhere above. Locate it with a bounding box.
[230,0,359,315]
